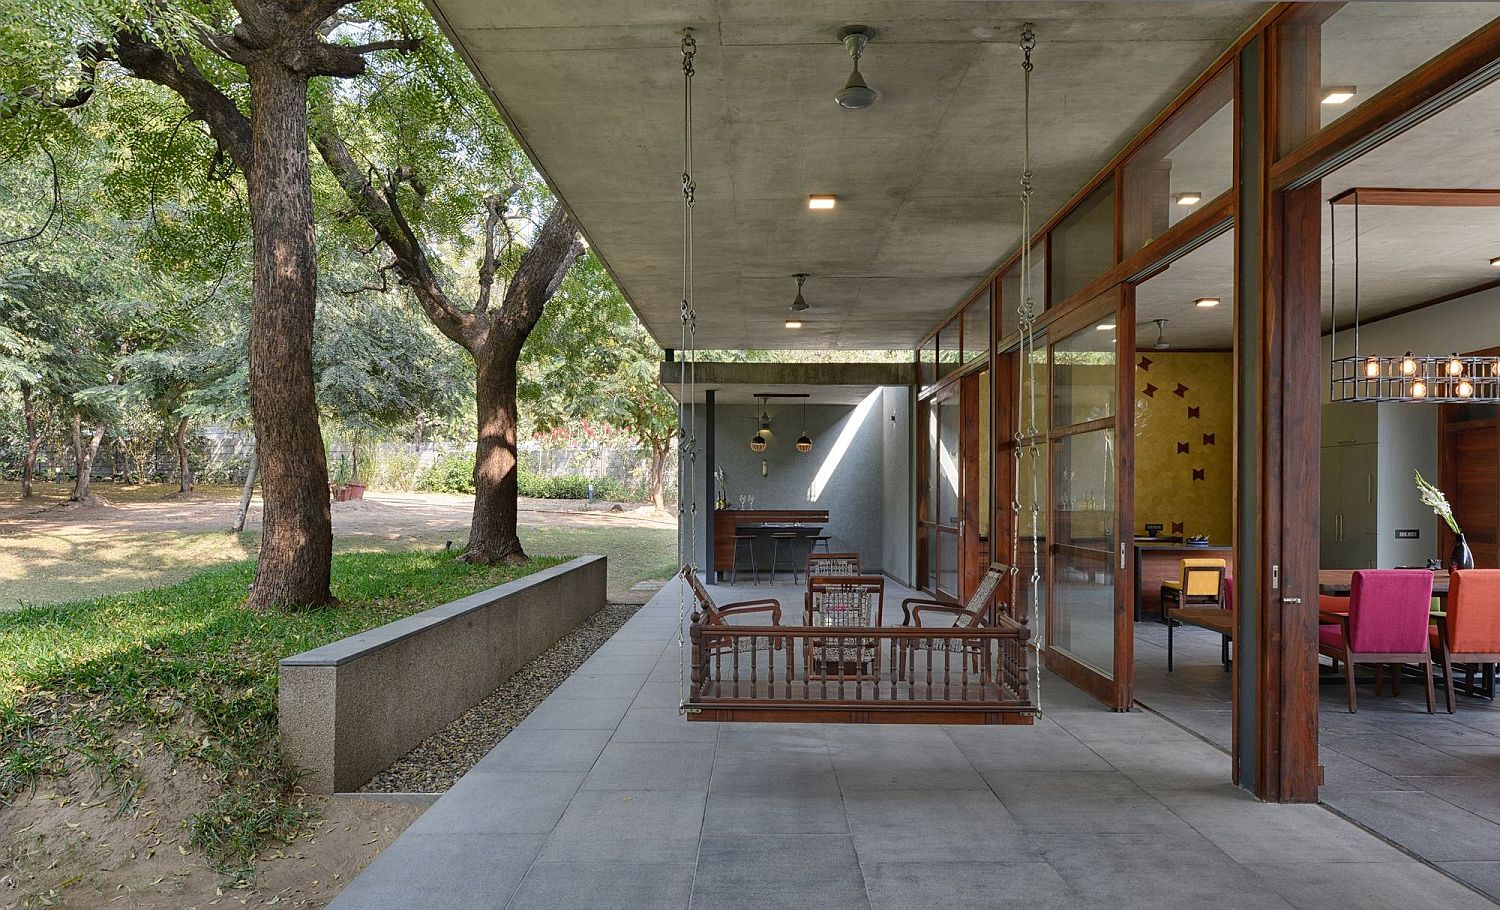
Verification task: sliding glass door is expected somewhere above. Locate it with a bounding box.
[1045,287,1135,709]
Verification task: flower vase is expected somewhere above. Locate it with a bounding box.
[1450,532,1474,572]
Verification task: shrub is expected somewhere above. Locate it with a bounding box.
[417,453,638,501]
[417,452,476,494]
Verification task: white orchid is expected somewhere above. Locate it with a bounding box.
[1414,469,1461,535]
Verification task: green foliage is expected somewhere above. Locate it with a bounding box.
[414,451,635,500]
[0,548,562,877]
[416,451,475,494]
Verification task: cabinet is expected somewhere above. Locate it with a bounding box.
[1320,442,1378,569]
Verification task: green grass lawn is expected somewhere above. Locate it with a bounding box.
[0,525,678,609]
[0,550,561,877]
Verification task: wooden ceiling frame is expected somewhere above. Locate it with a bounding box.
[1329,187,1500,206]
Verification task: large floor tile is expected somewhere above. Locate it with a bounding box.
[844,789,1040,864]
[1437,862,1500,904]
[1036,833,1295,910]
[507,863,694,910]
[1321,789,1500,862]
[537,789,705,863]
[405,771,584,836]
[863,861,1079,910]
[692,834,870,910]
[326,833,543,910]
[581,741,716,790]
[474,727,611,772]
[1247,860,1490,910]
[985,771,1195,835]
[1180,802,1409,864]
[704,790,849,835]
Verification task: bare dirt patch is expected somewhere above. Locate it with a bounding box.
[0,753,421,909]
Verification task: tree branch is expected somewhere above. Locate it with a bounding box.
[475,183,521,317]
[112,30,254,175]
[0,145,59,249]
[494,202,582,347]
[310,116,479,349]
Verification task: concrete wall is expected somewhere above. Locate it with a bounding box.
[1319,284,1500,568]
[681,387,911,578]
[279,556,607,794]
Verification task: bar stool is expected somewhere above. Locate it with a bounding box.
[810,535,833,554]
[769,532,800,583]
[731,534,759,585]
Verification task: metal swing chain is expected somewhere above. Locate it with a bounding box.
[677,30,699,713]
[1008,23,1043,713]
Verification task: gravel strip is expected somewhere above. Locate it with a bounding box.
[359,601,643,793]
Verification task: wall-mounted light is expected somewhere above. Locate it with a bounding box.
[808,195,837,210]
[1194,297,1221,308]
[785,319,803,329]
[1175,192,1202,206]
[1322,85,1356,105]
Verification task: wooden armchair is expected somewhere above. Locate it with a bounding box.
[684,567,784,657]
[898,562,1008,682]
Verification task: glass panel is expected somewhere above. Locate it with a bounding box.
[963,287,992,363]
[938,530,960,599]
[1276,3,1500,157]
[937,320,960,381]
[937,396,960,528]
[1122,68,1232,254]
[917,340,935,391]
[926,402,940,522]
[1051,428,1116,675]
[1052,316,1117,427]
[1016,438,1049,634]
[1050,183,1116,304]
[999,247,1048,340]
[926,527,939,592]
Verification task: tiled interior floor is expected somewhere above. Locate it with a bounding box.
[1135,620,1500,903]
[329,578,1493,910]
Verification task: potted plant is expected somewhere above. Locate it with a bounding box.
[344,436,367,501]
[1415,469,1470,570]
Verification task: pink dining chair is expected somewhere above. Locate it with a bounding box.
[1318,570,1435,714]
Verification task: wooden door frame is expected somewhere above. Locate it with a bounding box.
[1042,285,1134,711]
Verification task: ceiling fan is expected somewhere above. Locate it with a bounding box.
[1147,318,1171,350]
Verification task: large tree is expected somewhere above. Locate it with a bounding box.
[6,0,424,606]
[308,26,582,564]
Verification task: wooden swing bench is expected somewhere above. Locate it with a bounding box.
[681,563,1037,725]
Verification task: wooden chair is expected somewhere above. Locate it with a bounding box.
[898,562,1008,682]
[683,567,783,659]
[806,575,885,679]
[1166,577,1233,673]
[1433,569,1500,713]
[1160,558,1227,624]
[1318,569,1435,713]
[807,552,861,577]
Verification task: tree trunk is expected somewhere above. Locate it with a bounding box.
[463,345,526,564]
[20,385,38,499]
[649,442,668,512]
[243,62,334,610]
[175,415,194,493]
[234,445,259,534]
[70,412,105,502]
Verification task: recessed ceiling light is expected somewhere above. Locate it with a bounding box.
[785,319,803,329]
[1097,323,1116,331]
[1322,85,1356,105]
[1490,256,1500,268]
[1195,297,1221,308]
[1175,192,1202,206]
[808,195,837,210]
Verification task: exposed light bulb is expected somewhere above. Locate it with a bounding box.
[1400,353,1417,376]
[1457,379,1475,399]
[1364,357,1381,378]
[1411,379,1428,399]
[1447,354,1464,377]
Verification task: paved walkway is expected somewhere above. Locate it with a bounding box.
[1136,620,1500,903]
[330,578,1487,910]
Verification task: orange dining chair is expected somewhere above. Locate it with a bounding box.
[1160,558,1227,624]
[1433,569,1500,713]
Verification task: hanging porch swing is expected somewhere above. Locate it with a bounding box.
[676,27,1042,725]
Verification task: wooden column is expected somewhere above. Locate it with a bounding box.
[1235,34,1321,803]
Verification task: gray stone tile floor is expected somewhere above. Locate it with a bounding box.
[328,579,1497,909]
[1135,619,1500,904]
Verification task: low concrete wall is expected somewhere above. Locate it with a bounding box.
[279,556,607,794]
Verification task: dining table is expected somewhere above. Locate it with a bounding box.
[1317,568,1449,598]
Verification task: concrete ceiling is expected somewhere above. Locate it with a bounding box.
[428,1,1270,349]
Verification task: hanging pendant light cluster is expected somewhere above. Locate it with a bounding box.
[1329,188,1500,403]
[747,394,814,453]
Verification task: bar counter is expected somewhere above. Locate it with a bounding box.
[713,508,829,580]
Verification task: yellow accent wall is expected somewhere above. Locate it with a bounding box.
[1133,352,1233,544]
